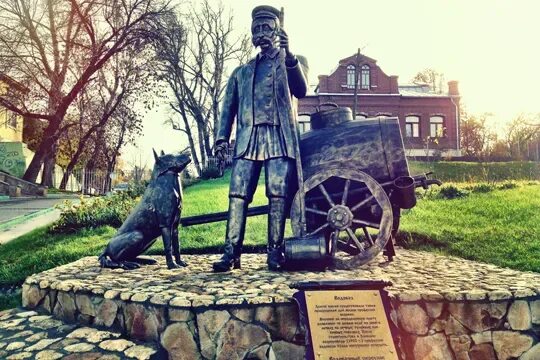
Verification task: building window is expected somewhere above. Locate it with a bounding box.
[298,115,311,134]
[430,116,444,137]
[405,116,420,138]
[361,64,370,89]
[346,65,355,88]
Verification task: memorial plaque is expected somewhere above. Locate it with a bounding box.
[292,280,401,360]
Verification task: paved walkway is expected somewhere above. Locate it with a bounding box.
[0,196,78,245]
[0,308,161,359]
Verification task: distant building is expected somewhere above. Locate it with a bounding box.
[298,53,461,157]
[0,74,29,177]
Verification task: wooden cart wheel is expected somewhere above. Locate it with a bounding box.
[291,166,393,270]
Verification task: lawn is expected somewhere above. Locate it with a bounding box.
[0,162,539,310]
[409,160,540,182]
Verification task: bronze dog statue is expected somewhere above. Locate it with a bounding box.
[99,149,191,270]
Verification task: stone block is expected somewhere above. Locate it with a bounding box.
[397,303,429,335]
[469,343,496,360]
[215,320,271,360]
[520,343,540,360]
[53,292,77,323]
[529,300,540,324]
[492,331,533,360]
[22,284,46,309]
[471,331,492,345]
[413,333,454,360]
[444,314,469,336]
[169,309,194,322]
[254,305,299,341]
[197,310,230,359]
[75,294,97,317]
[507,300,531,330]
[95,299,118,327]
[448,302,507,332]
[230,308,255,323]
[425,302,444,319]
[271,341,305,360]
[160,322,201,360]
[124,303,166,342]
[450,335,472,360]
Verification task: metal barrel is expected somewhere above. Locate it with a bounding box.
[299,116,410,184]
[283,233,328,270]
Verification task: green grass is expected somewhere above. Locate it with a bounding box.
[398,182,540,272]
[409,160,540,182]
[1,165,539,311]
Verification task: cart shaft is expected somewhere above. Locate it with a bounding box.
[180,204,269,227]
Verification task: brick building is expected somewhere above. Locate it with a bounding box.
[297,53,461,157]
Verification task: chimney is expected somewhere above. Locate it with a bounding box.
[448,81,459,96]
[390,76,399,94]
[318,75,329,92]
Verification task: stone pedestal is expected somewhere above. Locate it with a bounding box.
[21,251,540,360]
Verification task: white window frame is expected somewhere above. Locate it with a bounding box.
[346,65,355,89]
[360,64,370,89]
[405,116,420,138]
[430,116,444,138]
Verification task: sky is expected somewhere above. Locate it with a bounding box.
[124,0,540,166]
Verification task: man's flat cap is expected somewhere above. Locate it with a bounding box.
[252,5,280,20]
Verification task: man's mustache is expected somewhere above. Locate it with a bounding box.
[254,37,273,46]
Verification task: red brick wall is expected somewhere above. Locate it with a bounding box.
[299,54,460,152]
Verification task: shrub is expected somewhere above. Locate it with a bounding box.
[465,183,495,193]
[50,191,137,234]
[437,185,469,200]
[498,181,518,190]
[201,163,222,180]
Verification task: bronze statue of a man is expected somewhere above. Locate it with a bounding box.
[213,5,308,272]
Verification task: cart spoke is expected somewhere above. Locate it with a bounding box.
[341,179,351,205]
[361,226,374,245]
[350,195,374,212]
[352,219,380,229]
[318,184,335,207]
[306,207,328,216]
[346,227,365,251]
[307,222,329,236]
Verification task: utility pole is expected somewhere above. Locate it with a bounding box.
[353,48,361,118]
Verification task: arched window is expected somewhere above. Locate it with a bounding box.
[405,116,420,138]
[361,64,370,89]
[430,116,444,137]
[346,65,355,88]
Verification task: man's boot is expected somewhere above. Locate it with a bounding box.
[212,197,247,272]
[267,197,287,271]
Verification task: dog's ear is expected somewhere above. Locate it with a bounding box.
[160,150,165,156]
[152,148,160,163]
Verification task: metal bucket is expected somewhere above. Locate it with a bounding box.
[283,233,329,270]
[392,175,417,209]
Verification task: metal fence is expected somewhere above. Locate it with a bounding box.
[51,168,113,195]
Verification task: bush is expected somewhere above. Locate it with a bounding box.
[200,163,222,180]
[498,181,518,190]
[437,185,470,200]
[50,191,137,234]
[465,183,495,193]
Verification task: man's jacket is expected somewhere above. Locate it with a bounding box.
[216,51,309,159]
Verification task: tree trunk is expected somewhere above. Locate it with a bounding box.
[41,151,56,187]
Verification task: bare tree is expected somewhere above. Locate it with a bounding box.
[58,48,153,189]
[0,0,170,184]
[412,68,445,94]
[152,0,251,176]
